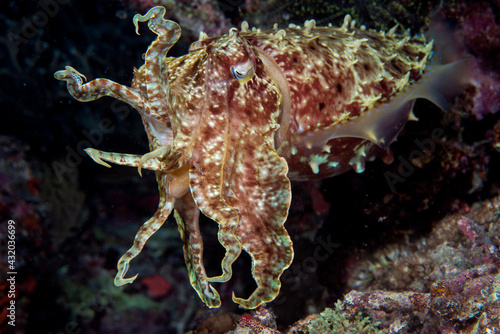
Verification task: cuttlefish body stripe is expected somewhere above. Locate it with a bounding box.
[253,47,292,147]
[55,5,470,309]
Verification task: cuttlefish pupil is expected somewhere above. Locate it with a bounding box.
[231,56,255,83]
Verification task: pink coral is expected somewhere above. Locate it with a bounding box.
[141,274,173,298]
[443,2,500,119]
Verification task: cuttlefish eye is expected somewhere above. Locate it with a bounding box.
[230,56,255,83]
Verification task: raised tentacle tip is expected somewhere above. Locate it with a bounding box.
[132,6,166,35]
[54,65,87,82]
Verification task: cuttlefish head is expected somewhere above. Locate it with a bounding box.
[165,26,294,309]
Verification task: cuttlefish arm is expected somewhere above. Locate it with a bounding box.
[84,146,179,176]
[228,139,293,309]
[114,172,174,286]
[174,192,221,308]
[188,110,242,285]
[133,6,180,119]
[54,66,147,112]
[295,59,473,151]
[188,135,293,309]
[81,147,179,285]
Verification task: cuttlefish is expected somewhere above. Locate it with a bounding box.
[55,6,470,308]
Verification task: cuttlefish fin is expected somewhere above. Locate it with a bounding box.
[295,59,473,151]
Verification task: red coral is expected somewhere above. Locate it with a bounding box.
[141,274,172,298]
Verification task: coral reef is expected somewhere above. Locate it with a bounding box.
[341,196,500,332]
[437,0,500,121]
[284,196,500,333]
[288,301,387,334]
[230,306,281,333]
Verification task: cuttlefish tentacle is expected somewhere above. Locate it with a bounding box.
[84,147,181,176]
[228,140,293,309]
[84,148,159,170]
[174,192,221,308]
[133,6,180,117]
[54,66,146,112]
[115,173,174,286]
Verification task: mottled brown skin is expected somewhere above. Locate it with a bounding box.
[54,6,468,309]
